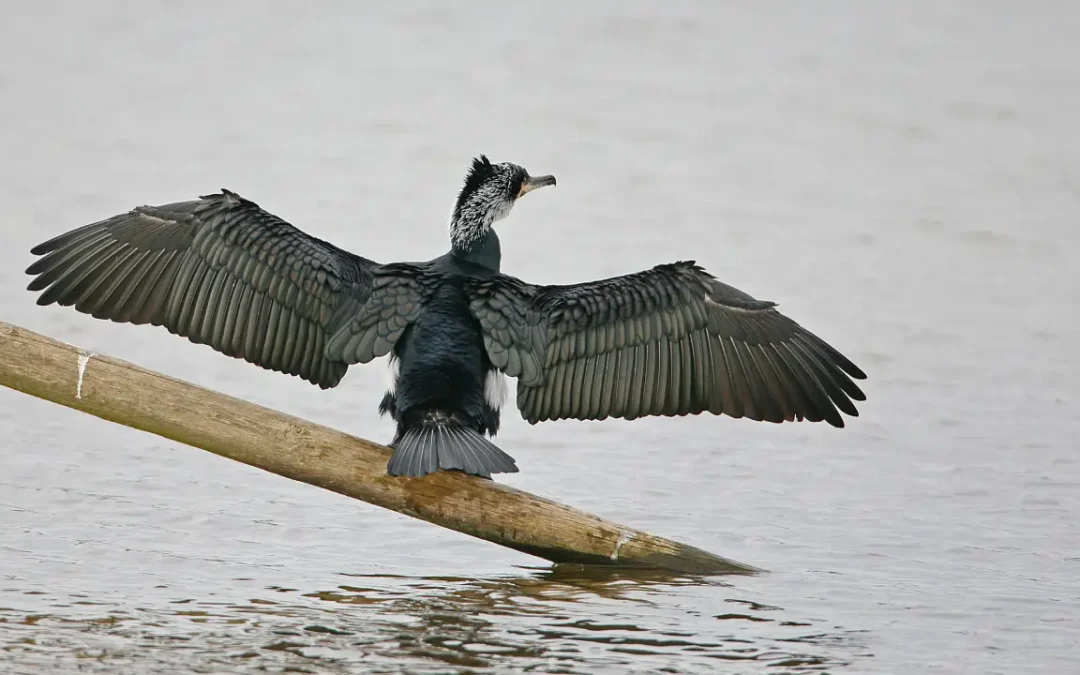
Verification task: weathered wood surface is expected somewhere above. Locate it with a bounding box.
[0,320,759,575]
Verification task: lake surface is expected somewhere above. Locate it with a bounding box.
[1,2,1078,673]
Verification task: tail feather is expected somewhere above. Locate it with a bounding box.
[388,417,518,478]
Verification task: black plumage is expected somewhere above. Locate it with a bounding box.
[25,155,867,478]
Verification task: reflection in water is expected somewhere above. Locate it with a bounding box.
[1,567,870,673]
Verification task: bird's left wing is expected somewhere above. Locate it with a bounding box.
[26,190,432,388]
[466,261,866,427]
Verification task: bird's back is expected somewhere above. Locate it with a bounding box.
[391,268,490,422]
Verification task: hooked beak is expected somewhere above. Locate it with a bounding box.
[518,173,557,198]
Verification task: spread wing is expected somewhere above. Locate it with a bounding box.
[467,261,866,427]
[26,190,431,388]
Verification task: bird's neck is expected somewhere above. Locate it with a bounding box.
[450,227,501,271]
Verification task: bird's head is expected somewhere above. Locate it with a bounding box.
[449,155,556,251]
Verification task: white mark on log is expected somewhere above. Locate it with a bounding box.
[76,351,93,399]
[611,530,633,561]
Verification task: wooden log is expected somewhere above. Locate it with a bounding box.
[0,320,759,575]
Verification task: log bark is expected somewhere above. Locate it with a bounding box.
[0,320,759,575]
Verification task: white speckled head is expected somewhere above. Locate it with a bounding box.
[448,155,555,252]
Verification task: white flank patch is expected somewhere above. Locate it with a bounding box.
[383,355,400,395]
[76,351,93,399]
[484,369,508,410]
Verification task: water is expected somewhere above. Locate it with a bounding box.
[1,2,1078,672]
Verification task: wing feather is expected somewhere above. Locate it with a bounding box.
[27,190,431,388]
[466,261,866,428]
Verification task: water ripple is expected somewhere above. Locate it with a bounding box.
[0,568,871,673]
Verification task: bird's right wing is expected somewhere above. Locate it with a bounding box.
[26,190,431,389]
[467,261,866,427]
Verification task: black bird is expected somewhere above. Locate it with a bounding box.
[25,156,866,478]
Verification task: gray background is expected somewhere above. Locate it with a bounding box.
[1,2,1077,673]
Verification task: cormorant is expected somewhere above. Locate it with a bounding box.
[24,155,867,479]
